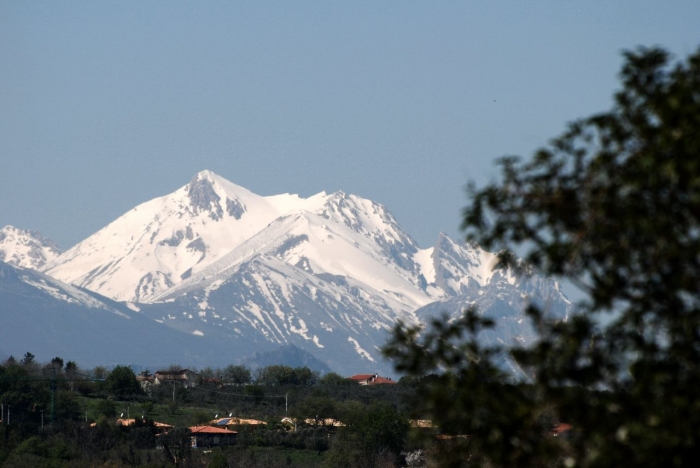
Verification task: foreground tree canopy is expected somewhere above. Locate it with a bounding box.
[385,46,700,467]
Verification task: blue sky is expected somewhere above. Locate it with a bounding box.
[1,1,699,250]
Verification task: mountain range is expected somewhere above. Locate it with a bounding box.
[0,170,569,376]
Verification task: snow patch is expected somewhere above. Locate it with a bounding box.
[413,248,436,284]
[347,337,375,362]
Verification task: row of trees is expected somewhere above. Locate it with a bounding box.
[199,364,361,387]
[2,356,364,403]
[2,354,415,467]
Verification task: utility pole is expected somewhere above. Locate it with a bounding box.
[285,393,288,415]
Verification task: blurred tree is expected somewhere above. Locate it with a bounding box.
[95,399,116,418]
[0,361,49,426]
[50,357,63,370]
[55,390,81,422]
[223,364,251,384]
[139,401,154,418]
[198,366,216,380]
[105,366,143,400]
[385,46,700,467]
[255,365,292,386]
[91,366,108,380]
[255,365,318,386]
[290,396,338,427]
[318,372,355,386]
[20,352,35,368]
[243,385,265,405]
[293,366,319,386]
[159,427,192,465]
[326,400,409,467]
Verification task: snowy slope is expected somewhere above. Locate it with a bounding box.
[143,216,569,374]
[0,226,63,271]
[28,170,571,375]
[45,171,435,309]
[156,206,431,315]
[45,171,317,302]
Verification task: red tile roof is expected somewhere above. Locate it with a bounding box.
[349,374,396,384]
[552,423,572,436]
[371,376,396,384]
[189,425,237,435]
[350,374,375,380]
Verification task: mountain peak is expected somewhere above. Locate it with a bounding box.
[187,171,224,219]
[0,225,62,270]
[194,169,218,180]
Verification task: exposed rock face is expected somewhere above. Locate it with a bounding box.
[187,173,224,220]
[17,170,570,376]
[226,197,246,219]
[0,226,63,270]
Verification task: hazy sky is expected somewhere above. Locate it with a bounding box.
[2,2,699,250]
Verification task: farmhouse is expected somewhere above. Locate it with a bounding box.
[189,425,237,448]
[153,369,199,388]
[349,373,396,385]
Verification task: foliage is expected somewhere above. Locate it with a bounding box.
[91,366,108,380]
[254,365,319,386]
[385,46,700,467]
[319,372,357,386]
[290,396,339,428]
[0,360,49,425]
[159,427,192,465]
[105,365,143,400]
[55,390,81,422]
[95,398,117,418]
[325,400,409,467]
[140,400,155,417]
[223,364,252,384]
[20,352,35,367]
[1,354,419,466]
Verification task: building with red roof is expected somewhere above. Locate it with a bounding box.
[349,373,397,385]
[189,425,237,448]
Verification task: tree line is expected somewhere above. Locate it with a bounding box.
[1,353,418,467]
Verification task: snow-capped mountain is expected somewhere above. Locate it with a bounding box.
[45,170,308,302]
[0,226,63,270]
[44,170,436,309]
[2,170,570,375]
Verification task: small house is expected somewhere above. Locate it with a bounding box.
[153,369,199,388]
[189,425,237,448]
[349,373,397,385]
